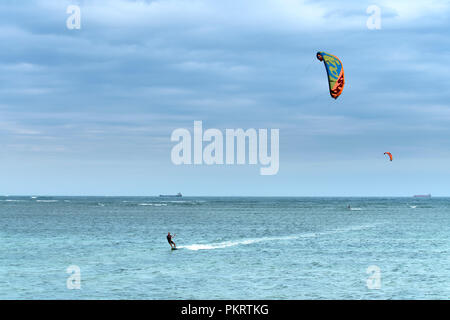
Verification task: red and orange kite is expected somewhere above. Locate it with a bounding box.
[384,152,393,161]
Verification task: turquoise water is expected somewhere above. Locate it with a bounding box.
[1,196,449,299]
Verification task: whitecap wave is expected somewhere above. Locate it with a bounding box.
[139,203,168,206]
[160,200,205,205]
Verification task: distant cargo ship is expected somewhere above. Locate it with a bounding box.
[159,192,182,198]
[413,194,431,198]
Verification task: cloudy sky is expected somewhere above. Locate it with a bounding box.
[0,0,449,196]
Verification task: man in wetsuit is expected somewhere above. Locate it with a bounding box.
[167,232,176,248]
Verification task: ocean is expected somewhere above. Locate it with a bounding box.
[0,196,449,299]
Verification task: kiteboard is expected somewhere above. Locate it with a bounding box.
[171,247,178,251]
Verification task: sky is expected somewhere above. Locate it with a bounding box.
[0,0,449,196]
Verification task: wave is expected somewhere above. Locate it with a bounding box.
[137,201,203,206]
[321,223,381,235]
[36,200,58,203]
[158,200,206,205]
[349,208,362,211]
[179,224,381,251]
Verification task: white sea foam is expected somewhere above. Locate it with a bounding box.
[36,200,58,202]
[160,200,205,204]
[180,224,381,251]
[133,200,204,206]
[179,235,304,251]
[139,203,168,206]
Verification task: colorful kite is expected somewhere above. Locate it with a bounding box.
[384,152,393,161]
[316,51,345,99]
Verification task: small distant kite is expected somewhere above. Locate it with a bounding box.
[316,51,345,99]
[384,152,393,161]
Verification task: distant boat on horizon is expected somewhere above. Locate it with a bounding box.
[159,192,182,198]
[413,194,431,198]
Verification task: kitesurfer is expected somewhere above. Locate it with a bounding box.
[167,232,176,248]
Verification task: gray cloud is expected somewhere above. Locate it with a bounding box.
[0,0,449,195]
